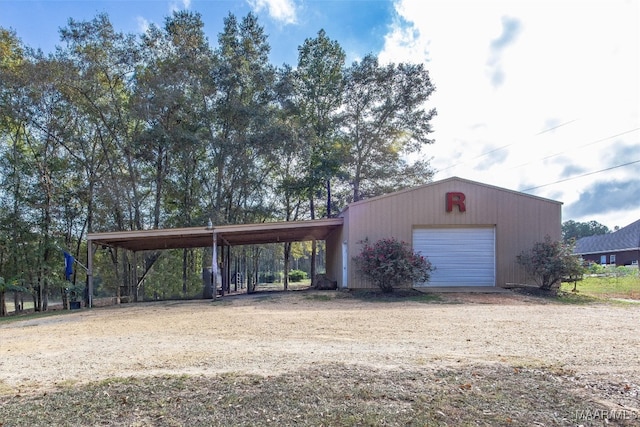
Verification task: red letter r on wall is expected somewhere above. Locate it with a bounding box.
[446,192,466,212]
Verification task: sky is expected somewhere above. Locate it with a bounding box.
[1,0,639,230]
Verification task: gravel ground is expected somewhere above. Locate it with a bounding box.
[1,289,639,401]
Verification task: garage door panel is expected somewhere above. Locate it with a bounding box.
[413,227,495,287]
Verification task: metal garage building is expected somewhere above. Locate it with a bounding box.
[87,176,562,304]
[325,177,562,289]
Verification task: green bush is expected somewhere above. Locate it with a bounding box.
[353,237,434,293]
[288,269,307,282]
[259,273,275,283]
[516,236,584,291]
[259,272,283,283]
[587,262,605,275]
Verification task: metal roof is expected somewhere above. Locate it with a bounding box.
[87,218,344,251]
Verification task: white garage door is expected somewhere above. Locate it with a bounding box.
[413,227,495,287]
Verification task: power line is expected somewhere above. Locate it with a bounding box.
[520,158,640,191]
[437,119,578,173]
[509,127,640,171]
[534,119,578,135]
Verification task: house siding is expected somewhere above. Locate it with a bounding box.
[581,250,640,266]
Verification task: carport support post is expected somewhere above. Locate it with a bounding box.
[212,231,218,298]
[87,242,94,308]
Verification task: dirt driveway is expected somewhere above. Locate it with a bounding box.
[1,290,639,399]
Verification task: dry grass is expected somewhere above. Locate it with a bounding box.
[2,363,638,426]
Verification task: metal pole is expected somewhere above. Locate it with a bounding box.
[212,231,218,298]
[87,242,93,308]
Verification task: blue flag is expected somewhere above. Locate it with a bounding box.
[64,252,74,281]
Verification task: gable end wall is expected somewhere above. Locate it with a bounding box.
[333,179,561,289]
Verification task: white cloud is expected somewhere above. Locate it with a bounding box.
[379,17,429,63]
[486,16,521,87]
[169,0,191,13]
[136,16,150,34]
[380,0,640,229]
[248,0,297,25]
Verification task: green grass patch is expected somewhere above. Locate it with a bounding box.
[4,300,35,313]
[554,291,602,305]
[0,307,72,324]
[561,273,640,300]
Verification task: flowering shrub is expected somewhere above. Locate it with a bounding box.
[516,235,584,291]
[353,238,434,293]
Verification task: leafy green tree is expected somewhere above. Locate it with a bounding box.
[562,220,610,242]
[0,28,33,310]
[59,13,144,233]
[209,12,276,225]
[342,54,436,202]
[135,11,215,296]
[0,28,23,68]
[56,14,146,303]
[135,10,213,230]
[0,45,79,310]
[516,236,584,291]
[296,29,346,218]
[266,65,314,290]
[295,29,345,284]
[353,238,433,293]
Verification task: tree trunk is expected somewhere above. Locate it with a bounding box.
[153,145,165,229]
[310,197,317,286]
[34,284,41,312]
[353,175,361,202]
[182,248,188,296]
[326,178,332,218]
[13,292,21,314]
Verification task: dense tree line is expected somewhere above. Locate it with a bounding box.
[0,11,436,312]
[562,220,610,242]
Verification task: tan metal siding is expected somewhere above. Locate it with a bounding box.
[324,227,341,285]
[325,210,348,287]
[345,178,562,289]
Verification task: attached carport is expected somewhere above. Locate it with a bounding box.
[86,218,344,307]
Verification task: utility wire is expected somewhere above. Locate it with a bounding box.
[437,119,578,173]
[509,127,640,171]
[520,159,640,191]
[534,119,578,135]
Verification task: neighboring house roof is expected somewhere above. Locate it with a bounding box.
[574,219,640,254]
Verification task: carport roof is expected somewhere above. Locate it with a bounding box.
[87,218,344,252]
